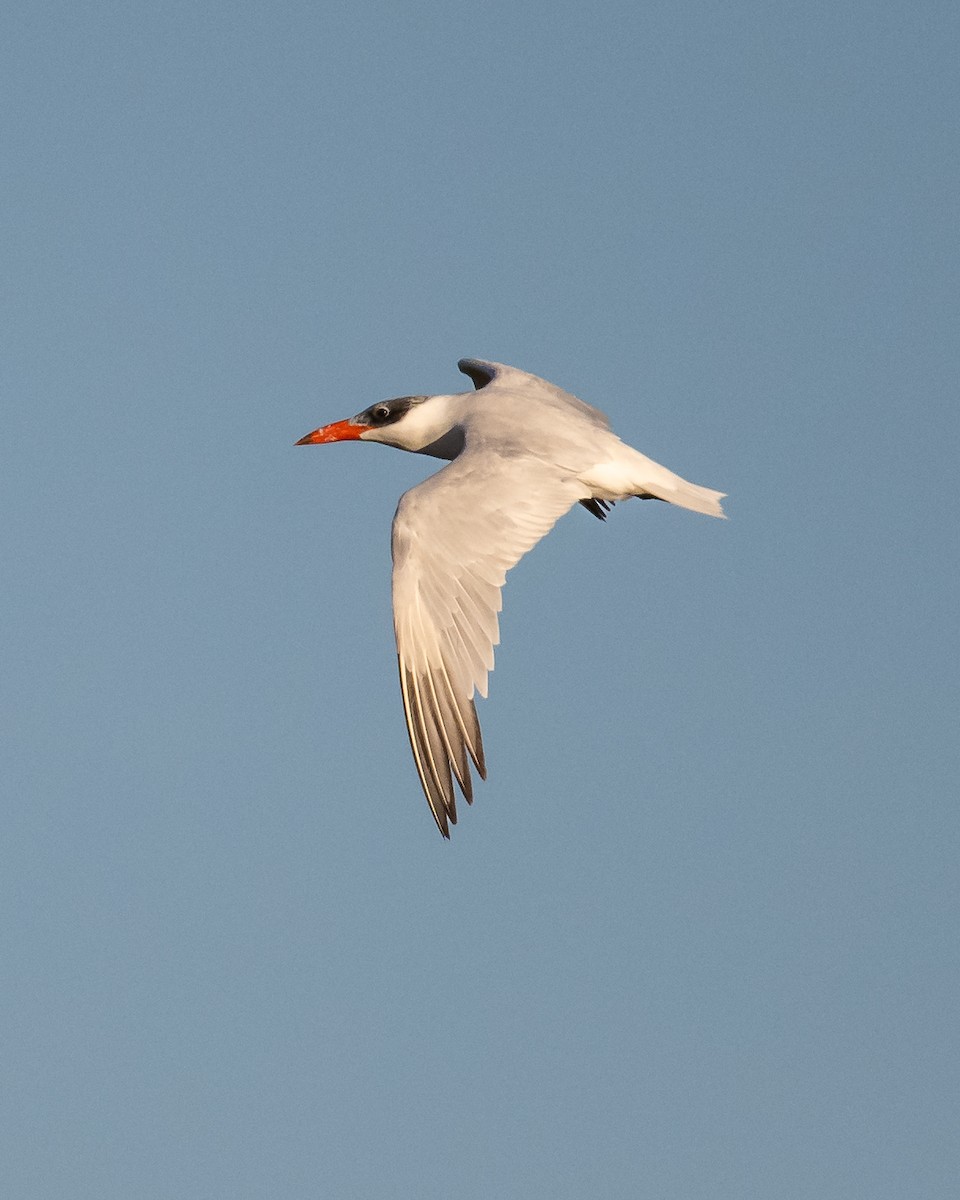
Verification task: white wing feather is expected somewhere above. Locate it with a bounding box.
[392,454,583,836]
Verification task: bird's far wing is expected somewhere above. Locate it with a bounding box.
[391,455,582,836]
[457,357,611,432]
[457,358,501,389]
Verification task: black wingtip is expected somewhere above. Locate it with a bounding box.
[457,358,496,390]
[436,806,455,839]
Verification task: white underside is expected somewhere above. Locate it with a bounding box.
[579,447,726,518]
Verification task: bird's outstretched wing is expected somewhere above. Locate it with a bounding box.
[392,454,582,836]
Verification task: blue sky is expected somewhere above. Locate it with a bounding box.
[2,1,958,1196]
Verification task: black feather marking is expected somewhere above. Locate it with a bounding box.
[457,359,496,390]
[580,498,613,520]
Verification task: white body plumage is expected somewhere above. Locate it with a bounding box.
[297,358,725,836]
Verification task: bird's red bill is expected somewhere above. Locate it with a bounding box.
[295,419,367,445]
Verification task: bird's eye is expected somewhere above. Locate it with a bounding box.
[371,404,392,423]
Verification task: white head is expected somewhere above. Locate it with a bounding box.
[296,393,464,458]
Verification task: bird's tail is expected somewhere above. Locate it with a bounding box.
[582,449,726,518]
[638,474,726,518]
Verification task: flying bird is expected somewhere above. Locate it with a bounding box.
[297,358,725,837]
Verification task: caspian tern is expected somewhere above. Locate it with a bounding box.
[297,358,725,837]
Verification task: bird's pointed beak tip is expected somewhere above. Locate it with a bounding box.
[295,419,364,446]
